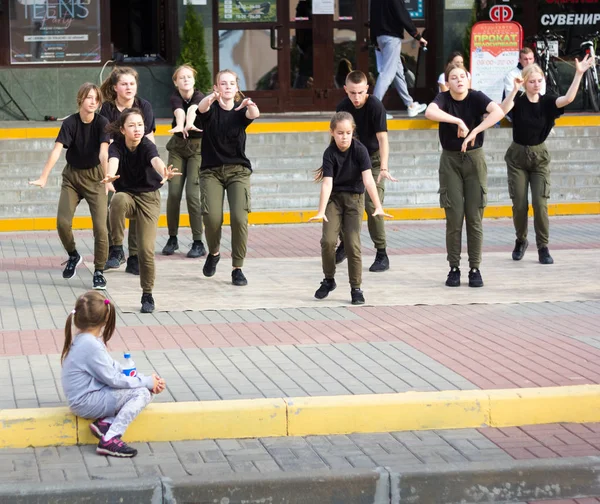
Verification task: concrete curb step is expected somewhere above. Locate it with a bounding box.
[1,457,600,503]
[3,385,600,450]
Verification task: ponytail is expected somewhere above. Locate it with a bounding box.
[102,299,116,345]
[61,312,75,364]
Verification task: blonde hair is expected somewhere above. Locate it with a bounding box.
[172,64,197,84]
[444,62,468,83]
[521,63,545,83]
[62,291,116,364]
[100,67,139,104]
[76,82,102,109]
[215,69,244,102]
[314,112,356,182]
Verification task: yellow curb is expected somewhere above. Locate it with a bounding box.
[3,385,600,448]
[1,115,599,139]
[0,202,598,233]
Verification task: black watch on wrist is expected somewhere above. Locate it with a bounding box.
[415,33,422,41]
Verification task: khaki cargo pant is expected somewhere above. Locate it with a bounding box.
[322,192,365,289]
[505,142,551,249]
[108,191,137,256]
[109,190,161,293]
[339,151,386,250]
[165,135,203,240]
[57,164,108,271]
[438,148,488,270]
[200,165,251,268]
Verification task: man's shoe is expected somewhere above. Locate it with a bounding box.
[140,293,155,313]
[538,246,554,265]
[92,270,107,290]
[162,236,178,255]
[89,419,111,440]
[445,267,461,287]
[96,435,138,458]
[512,239,528,261]
[203,253,220,277]
[126,255,140,275]
[351,288,365,305]
[104,246,125,270]
[407,102,427,118]
[314,278,336,299]
[335,242,347,264]
[187,240,207,258]
[369,250,389,272]
[232,268,248,286]
[62,251,82,279]
[468,268,484,288]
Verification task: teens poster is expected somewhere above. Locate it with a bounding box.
[10,0,102,64]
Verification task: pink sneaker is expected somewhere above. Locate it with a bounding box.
[89,419,111,440]
[96,435,137,458]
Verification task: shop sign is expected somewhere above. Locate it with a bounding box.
[219,0,277,22]
[489,5,514,22]
[9,0,101,64]
[470,21,523,103]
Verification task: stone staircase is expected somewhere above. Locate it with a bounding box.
[1,126,599,218]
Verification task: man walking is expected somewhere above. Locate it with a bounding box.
[370,0,428,117]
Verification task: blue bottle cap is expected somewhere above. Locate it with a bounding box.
[124,353,131,359]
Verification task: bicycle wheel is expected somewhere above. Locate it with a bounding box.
[546,65,561,95]
[585,69,600,112]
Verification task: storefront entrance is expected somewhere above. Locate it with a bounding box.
[212,0,432,112]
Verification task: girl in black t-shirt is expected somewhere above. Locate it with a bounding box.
[100,66,157,276]
[309,112,391,305]
[102,109,180,314]
[500,57,592,265]
[195,69,260,287]
[30,83,110,290]
[163,65,206,259]
[425,63,504,288]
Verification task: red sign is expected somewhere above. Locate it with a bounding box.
[490,5,514,22]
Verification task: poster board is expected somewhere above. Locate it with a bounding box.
[470,21,523,103]
[219,0,277,22]
[9,0,102,64]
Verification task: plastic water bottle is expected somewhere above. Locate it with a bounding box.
[122,353,137,377]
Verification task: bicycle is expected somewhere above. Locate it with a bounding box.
[525,30,564,96]
[578,31,600,112]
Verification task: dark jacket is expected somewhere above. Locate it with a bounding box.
[370,0,421,44]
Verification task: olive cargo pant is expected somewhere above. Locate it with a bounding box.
[165,135,203,240]
[108,191,137,256]
[438,148,488,270]
[322,192,365,289]
[200,165,251,268]
[57,164,108,271]
[505,142,551,249]
[109,190,161,293]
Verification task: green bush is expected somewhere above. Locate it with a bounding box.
[179,1,212,92]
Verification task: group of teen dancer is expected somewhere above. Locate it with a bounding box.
[54,54,594,458]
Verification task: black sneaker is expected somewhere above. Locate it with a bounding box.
[62,251,82,279]
[96,435,137,458]
[369,250,390,272]
[232,268,248,286]
[351,288,365,305]
[335,242,347,264]
[126,255,140,275]
[162,236,179,255]
[187,240,207,258]
[203,253,220,277]
[140,293,155,313]
[445,267,461,287]
[92,270,107,290]
[104,246,125,270]
[468,268,484,288]
[512,239,528,261]
[314,278,336,299]
[89,419,111,440]
[538,246,554,265]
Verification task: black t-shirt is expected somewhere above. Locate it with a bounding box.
[170,90,205,139]
[336,96,387,156]
[322,139,372,194]
[108,137,162,194]
[55,113,110,169]
[196,101,254,171]
[512,93,564,146]
[432,90,493,151]
[99,97,156,139]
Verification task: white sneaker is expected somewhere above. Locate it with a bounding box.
[407,102,427,117]
[385,113,393,120]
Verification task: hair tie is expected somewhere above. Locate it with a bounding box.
[104,299,110,305]
[71,309,76,315]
